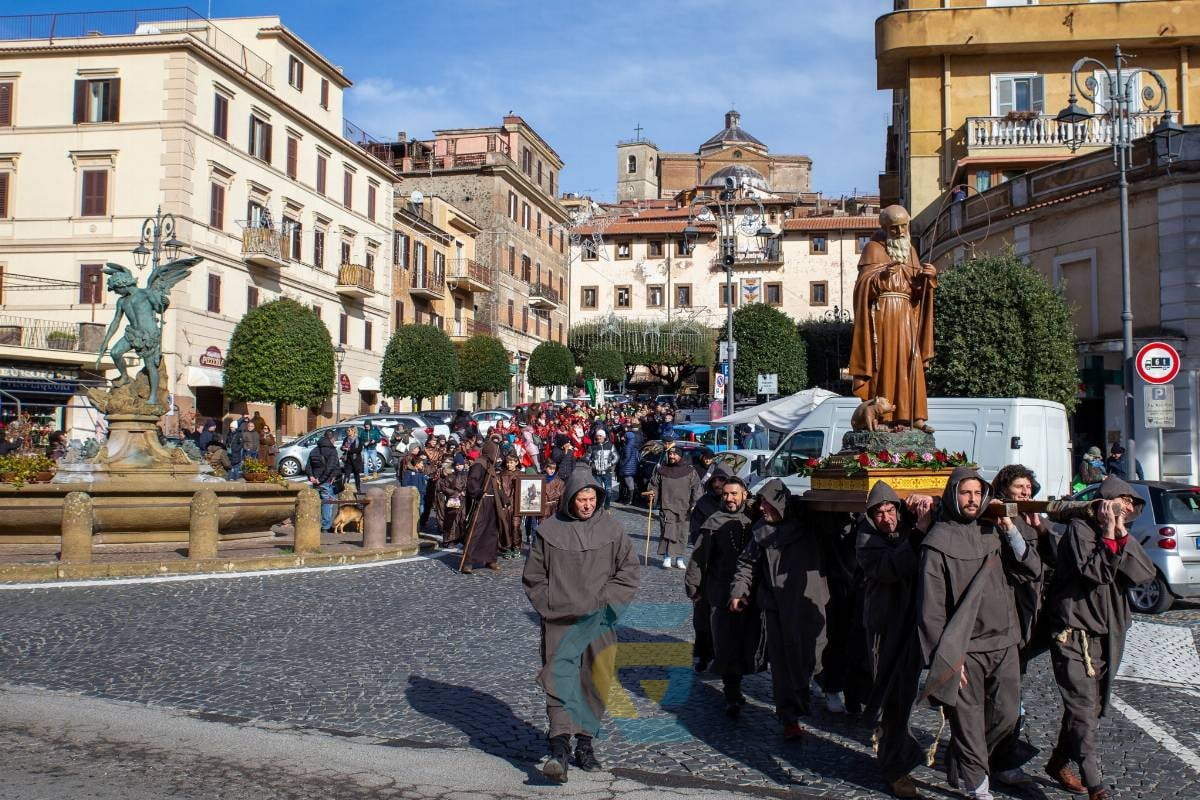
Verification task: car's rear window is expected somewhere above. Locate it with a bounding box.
[1161,490,1200,524]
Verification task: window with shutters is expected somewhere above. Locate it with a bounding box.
[367,183,377,220]
[0,172,9,218]
[312,304,322,320]
[313,228,325,268]
[522,307,528,333]
[73,78,119,123]
[247,285,259,310]
[508,191,518,221]
[79,169,108,217]
[207,274,221,313]
[213,93,228,140]
[339,313,348,345]
[521,203,531,230]
[508,245,516,274]
[536,211,542,237]
[507,300,514,327]
[991,73,1045,116]
[341,240,351,266]
[246,200,268,228]
[288,56,304,91]
[0,82,13,127]
[320,78,330,109]
[316,153,327,194]
[397,233,410,268]
[366,247,376,271]
[285,217,301,260]
[394,300,403,326]
[248,115,272,162]
[364,321,373,351]
[521,255,531,283]
[209,182,224,229]
[79,264,102,304]
[286,136,298,179]
[343,170,352,209]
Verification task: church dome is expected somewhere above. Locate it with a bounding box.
[704,163,769,192]
[699,110,767,155]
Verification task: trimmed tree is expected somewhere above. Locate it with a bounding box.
[380,324,459,410]
[224,299,334,415]
[527,341,575,394]
[926,251,1078,411]
[568,320,714,392]
[797,317,854,393]
[720,303,807,396]
[580,346,625,384]
[457,334,511,403]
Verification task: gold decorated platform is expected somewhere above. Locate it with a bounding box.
[804,466,955,513]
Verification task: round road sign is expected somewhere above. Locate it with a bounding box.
[1136,341,1181,385]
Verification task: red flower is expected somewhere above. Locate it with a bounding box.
[877,449,891,462]
[805,458,820,468]
[856,453,871,466]
[933,451,948,463]
[904,451,918,461]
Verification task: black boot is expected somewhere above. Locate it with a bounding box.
[574,734,602,772]
[722,674,744,718]
[542,735,570,783]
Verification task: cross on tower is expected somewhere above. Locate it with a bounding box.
[633,123,644,141]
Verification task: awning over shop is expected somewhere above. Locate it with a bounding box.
[358,376,381,392]
[185,366,224,388]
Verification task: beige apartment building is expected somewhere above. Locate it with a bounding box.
[877,0,1200,231]
[382,116,571,404]
[0,9,394,440]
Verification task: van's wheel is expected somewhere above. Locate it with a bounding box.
[1128,574,1173,614]
[278,457,302,478]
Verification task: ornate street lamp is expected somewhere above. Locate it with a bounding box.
[334,344,347,421]
[1054,44,1181,469]
[132,206,182,273]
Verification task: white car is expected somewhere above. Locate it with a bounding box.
[713,449,774,486]
[472,409,512,437]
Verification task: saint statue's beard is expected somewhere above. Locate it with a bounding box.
[885,236,910,264]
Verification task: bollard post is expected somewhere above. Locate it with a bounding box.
[295,486,321,555]
[391,485,419,548]
[363,487,387,548]
[188,489,220,560]
[59,491,94,563]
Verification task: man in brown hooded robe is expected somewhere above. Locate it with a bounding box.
[522,468,639,784]
[856,481,935,798]
[849,205,937,432]
[1043,475,1155,800]
[730,479,828,740]
[460,441,503,574]
[649,445,702,568]
[687,462,733,672]
[918,467,1040,800]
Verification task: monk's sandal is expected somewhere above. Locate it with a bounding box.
[574,735,602,772]
[542,735,571,783]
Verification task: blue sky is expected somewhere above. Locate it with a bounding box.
[14,0,894,200]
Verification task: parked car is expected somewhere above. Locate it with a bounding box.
[672,422,734,452]
[346,413,449,440]
[713,448,774,486]
[275,424,351,478]
[472,409,513,436]
[1056,480,1200,614]
[654,393,678,407]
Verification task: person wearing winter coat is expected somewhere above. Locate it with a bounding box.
[618,429,641,504]
[341,426,365,494]
[435,456,468,548]
[522,469,639,784]
[550,433,576,481]
[685,476,766,717]
[240,420,260,463]
[648,444,702,568]
[917,467,1040,800]
[585,429,619,510]
[225,421,244,480]
[730,479,828,739]
[307,430,342,532]
[1043,476,1156,800]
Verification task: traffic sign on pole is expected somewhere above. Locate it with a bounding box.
[757,373,778,395]
[719,341,738,362]
[1143,385,1175,428]
[1136,341,1181,385]
[714,373,726,401]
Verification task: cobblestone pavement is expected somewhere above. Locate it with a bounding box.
[1,506,1198,799]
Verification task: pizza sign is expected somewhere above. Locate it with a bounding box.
[1135,342,1181,385]
[198,346,224,368]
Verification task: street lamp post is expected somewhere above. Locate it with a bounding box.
[334,344,346,421]
[1055,45,1184,465]
[683,178,775,446]
[131,205,185,343]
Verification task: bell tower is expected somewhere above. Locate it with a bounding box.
[616,127,660,202]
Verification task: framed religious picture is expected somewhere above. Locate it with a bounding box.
[517,475,546,516]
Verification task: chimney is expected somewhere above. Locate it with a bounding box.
[725,109,740,129]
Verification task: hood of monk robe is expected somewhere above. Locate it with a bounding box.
[537,467,624,552]
[657,458,695,479]
[478,441,501,469]
[921,466,994,560]
[756,478,790,520]
[864,480,903,532]
[1098,473,1145,521]
[704,461,735,494]
[751,478,807,545]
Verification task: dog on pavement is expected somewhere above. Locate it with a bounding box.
[332,504,363,535]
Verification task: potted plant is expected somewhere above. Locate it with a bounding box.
[241,456,269,483]
[45,330,78,350]
[0,453,57,488]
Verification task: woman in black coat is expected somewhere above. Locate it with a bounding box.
[341,426,365,494]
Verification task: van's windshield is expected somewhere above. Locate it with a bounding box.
[764,430,823,477]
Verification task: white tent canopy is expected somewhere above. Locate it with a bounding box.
[714,388,841,430]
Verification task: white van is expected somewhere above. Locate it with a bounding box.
[752,397,1073,499]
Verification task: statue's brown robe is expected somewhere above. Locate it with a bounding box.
[849,235,937,424]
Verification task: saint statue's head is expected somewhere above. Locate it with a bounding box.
[879,204,912,264]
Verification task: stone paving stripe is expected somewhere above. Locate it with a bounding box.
[1111,693,1200,775]
[0,552,436,591]
[1119,620,1200,689]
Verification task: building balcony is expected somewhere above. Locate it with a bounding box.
[528,282,560,310]
[0,315,108,366]
[965,113,1161,153]
[241,227,289,269]
[708,251,784,272]
[410,267,445,300]
[334,264,375,298]
[447,258,493,294]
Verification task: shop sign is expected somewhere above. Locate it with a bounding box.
[198,346,225,369]
[0,363,79,381]
[0,378,78,394]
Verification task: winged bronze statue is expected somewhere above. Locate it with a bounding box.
[95,255,204,403]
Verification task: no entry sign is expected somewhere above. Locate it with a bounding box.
[1136,342,1181,385]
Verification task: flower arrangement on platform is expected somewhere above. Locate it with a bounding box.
[797,448,972,477]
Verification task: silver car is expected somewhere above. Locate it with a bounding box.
[275,424,350,478]
[472,409,512,437]
[1065,480,1200,613]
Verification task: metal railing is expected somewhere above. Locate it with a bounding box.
[966,112,1161,149]
[448,258,491,286]
[0,315,105,353]
[529,282,560,303]
[241,226,289,262]
[336,263,374,292]
[0,7,272,85]
[412,266,445,292]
